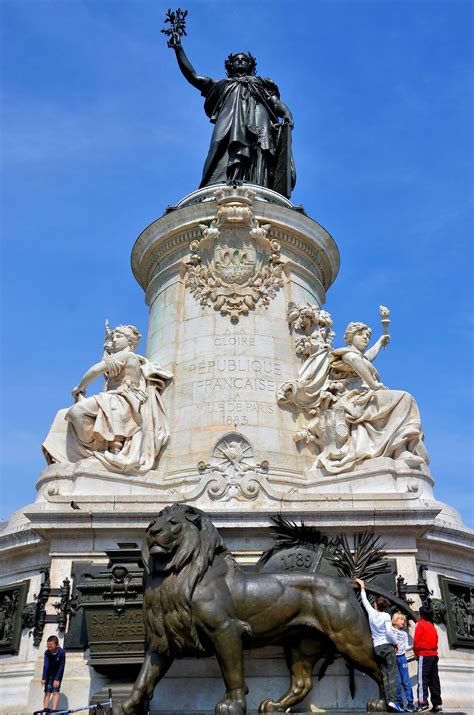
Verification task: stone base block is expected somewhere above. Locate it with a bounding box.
[0,662,35,715]
[86,652,474,712]
[35,463,165,500]
[36,458,441,520]
[306,457,434,498]
[123,653,380,713]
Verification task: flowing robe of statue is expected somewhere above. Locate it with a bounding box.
[314,348,428,474]
[278,338,429,474]
[42,353,172,474]
[199,75,296,194]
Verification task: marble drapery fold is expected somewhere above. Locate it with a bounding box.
[200,75,295,192]
[42,356,172,474]
[278,338,429,475]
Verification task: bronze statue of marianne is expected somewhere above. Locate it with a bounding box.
[162,9,296,198]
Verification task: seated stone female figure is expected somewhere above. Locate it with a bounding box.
[299,322,429,474]
[42,325,172,474]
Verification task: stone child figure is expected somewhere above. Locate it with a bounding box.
[42,325,172,474]
[165,16,296,197]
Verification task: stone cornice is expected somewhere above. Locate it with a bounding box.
[131,188,339,296]
[21,498,441,530]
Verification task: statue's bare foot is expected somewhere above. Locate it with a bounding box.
[258,700,286,713]
[395,451,424,468]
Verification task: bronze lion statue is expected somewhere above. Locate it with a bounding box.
[122,504,384,714]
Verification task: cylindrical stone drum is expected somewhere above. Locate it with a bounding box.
[131,185,339,486]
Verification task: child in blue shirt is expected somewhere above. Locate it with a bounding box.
[41,635,66,712]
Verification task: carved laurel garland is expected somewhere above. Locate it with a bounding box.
[135,206,333,292]
[197,432,270,501]
[184,187,285,321]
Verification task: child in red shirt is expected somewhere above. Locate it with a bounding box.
[413,606,442,712]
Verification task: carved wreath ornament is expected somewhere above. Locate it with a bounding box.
[185,187,284,321]
[198,432,269,501]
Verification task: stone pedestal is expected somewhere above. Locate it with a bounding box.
[1,185,473,714]
[1,496,473,714]
[131,184,339,486]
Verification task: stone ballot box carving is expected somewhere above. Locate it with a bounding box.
[69,547,145,673]
[197,431,269,501]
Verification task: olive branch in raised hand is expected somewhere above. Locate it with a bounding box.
[161,8,188,48]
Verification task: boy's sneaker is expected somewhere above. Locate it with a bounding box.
[405,706,416,712]
[388,703,404,713]
[430,707,442,713]
[416,704,430,712]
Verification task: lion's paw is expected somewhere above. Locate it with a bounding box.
[215,697,246,715]
[258,700,286,713]
[367,698,387,712]
[121,696,148,715]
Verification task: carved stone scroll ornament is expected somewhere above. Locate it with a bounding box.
[278,305,430,475]
[197,432,269,500]
[185,187,284,321]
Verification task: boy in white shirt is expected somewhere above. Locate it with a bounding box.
[355,578,403,713]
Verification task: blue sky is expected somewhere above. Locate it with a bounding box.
[1,0,472,527]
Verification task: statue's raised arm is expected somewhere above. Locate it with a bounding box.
[162,9,296,198]
[172,43,210,92]
[162,8,210,91]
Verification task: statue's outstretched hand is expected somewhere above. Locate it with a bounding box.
[167,32,181,49]
[162,8,187,49]
[380,334,390,347]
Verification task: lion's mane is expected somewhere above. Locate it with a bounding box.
[142,504,237,657]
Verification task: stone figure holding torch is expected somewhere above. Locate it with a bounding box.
[378,306,391,348]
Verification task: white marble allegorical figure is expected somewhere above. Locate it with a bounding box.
[279,321,429,474]
[42,325,172,474]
